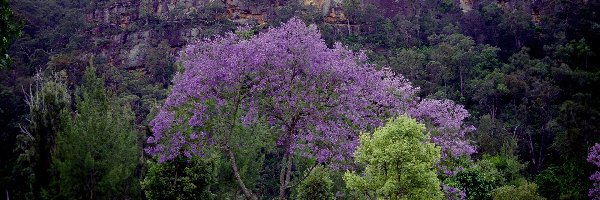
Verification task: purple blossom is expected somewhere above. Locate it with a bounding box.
[409,98,476,175]
[145,18,475,171]
[588,143,600,199]
[442,184,466,200]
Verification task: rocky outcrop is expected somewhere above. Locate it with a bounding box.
[86,0,222,69]
[85,0,512,70]
[460,0,474,12]
[84,0,347,69]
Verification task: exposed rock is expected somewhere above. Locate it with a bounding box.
[90,0,535,70]
[127,43,148,69]
[460,0,474,12]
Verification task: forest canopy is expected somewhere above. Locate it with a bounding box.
[1,0,599,199]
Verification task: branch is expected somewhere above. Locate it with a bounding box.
[286,162,319,190]
[225,80,257,200]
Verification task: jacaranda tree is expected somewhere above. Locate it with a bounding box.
[146,18,474,199]
[587,143,600,199]
[410,98,476,175]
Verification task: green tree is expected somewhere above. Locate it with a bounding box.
[445,153,526,200]
[142,156,219,200]
[0,0,22,69]
[491,181,545,200]
[13,71,70,199]
[482,154,525,186]
[428,33,476,99]
[535,162,588,200]
[51,64,140,199]
[295,166,334,200]
[445,168,496,200]
[344,116,443,200]
[145,40,174,87]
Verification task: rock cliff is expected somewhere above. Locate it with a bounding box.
[84,0,518,70]
[85,0,346,69]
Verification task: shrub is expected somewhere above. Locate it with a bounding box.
[296,166,334,200]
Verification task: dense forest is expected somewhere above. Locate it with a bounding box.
[1,0,600,199]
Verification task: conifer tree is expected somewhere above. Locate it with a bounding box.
[52,64,139,199]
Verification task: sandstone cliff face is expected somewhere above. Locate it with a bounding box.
[86,0,221,69]
[460,0,474,12]
[83,0,486,70]
[85,0,346,69]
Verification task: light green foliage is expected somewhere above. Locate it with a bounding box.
[142,156,218,200]
[51,65,140,199]
[296,166,334,200]
[491,181,545,200]
[344,116,443,200]
[482,154,525,185]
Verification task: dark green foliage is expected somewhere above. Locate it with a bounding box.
[295,166,334,200]
[268,0,322,27]
[51,65,140,199]
[0,0,22,68]
[13,72,70,199]
[475,115,515,155]
[142,156,218,200]
[0,0,599,199]
[145,40,175,87]
[221,120,277,199]
[446,168,497,200]
[0,85,26,198]
[448,153,527,200]
[103,61,170,127]
[452,154,529,200]
[535,162,588,200]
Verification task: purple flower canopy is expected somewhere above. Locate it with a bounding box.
[588,143,600,198]
[146,18,475,166]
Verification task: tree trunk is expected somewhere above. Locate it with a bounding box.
[277,154,293,200]
[278,153,289,200]
[284,155,293,196]
[225,87,256,200]
[459,68,464,97]
[228,147,257,200]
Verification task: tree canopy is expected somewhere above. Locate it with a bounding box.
[344,116,443,200]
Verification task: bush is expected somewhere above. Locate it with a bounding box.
[483,154,525,185]
[491,181,545,200]
[142,156,218,200]
[296,166,334,200]
[445,168,497,200]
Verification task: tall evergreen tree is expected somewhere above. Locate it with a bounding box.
[51,64,140,199]
[13,72,69,199]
